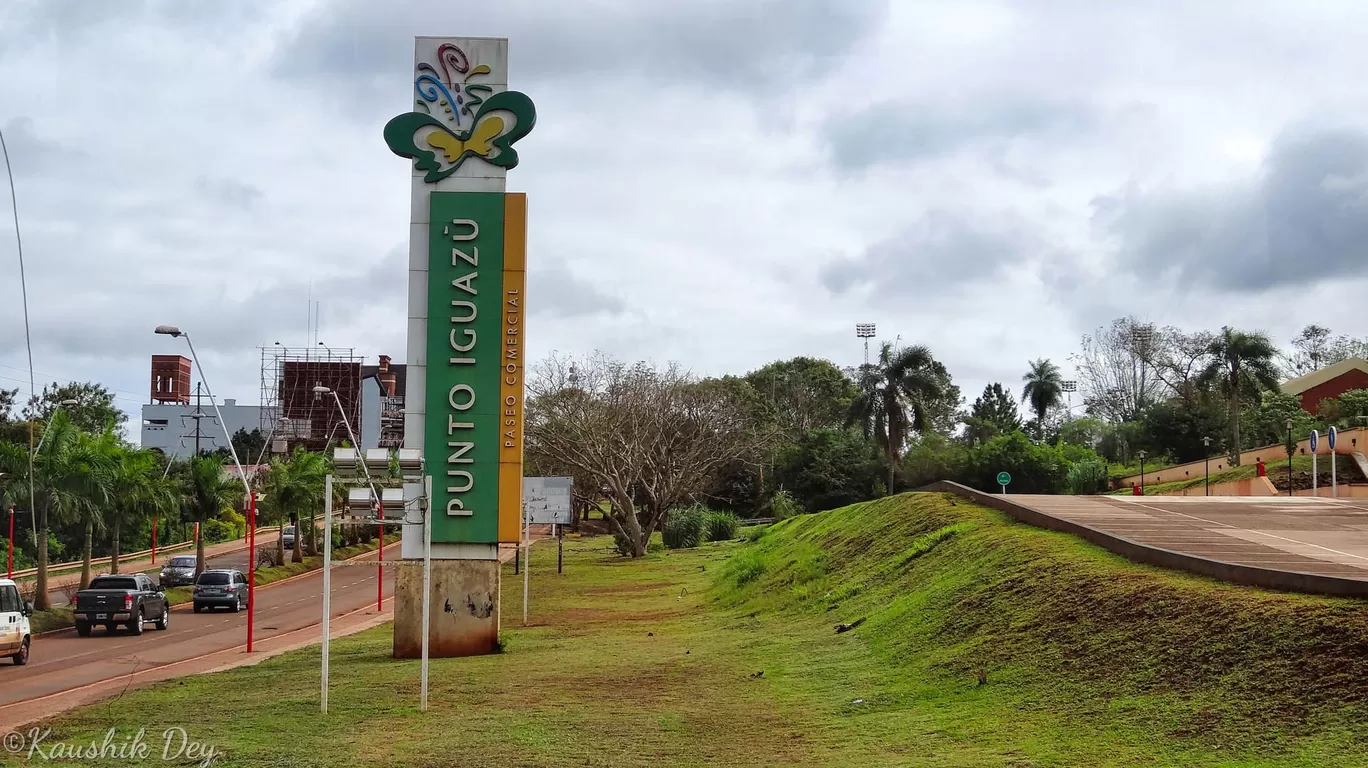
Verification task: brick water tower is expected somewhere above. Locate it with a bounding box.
[150,355,192,405]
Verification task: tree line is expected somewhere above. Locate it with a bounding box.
[0,383,362,611]
[525,320,1368,556]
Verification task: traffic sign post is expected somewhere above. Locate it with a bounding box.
[1329,426,1339,497]
[1310,430,1319,497]
[997,471,1011,495]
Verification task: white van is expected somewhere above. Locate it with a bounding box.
[0,578,33,666]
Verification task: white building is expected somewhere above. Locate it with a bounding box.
[141,399,273,459]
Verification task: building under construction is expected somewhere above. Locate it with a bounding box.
[260,345,364,453]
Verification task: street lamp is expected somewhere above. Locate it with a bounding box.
[1137,450,1147,495]
[1201,436,1212,496]
[314,385,385,612]
[1285,417,1294,497]
[156,324,257,650]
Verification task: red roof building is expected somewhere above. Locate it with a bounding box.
[1281,357,1368,414]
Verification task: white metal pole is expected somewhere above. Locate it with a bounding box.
[1313,450,1318,497]
[321,473,333,714]
[1332,430,1338,498]
[421,474,432,712]
[522,497,529,626]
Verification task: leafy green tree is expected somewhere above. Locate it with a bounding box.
[1243,391,1316,457]
[180,455,244,575]
[24,381,126,435]
[1021,359,1065,439]
[773,428,881,512]
[847,342,953,494]
[1139,398,1228,463]
[0,388,16,422]
[965,432,1071,494]
[965,383,1021,446]
[744,357,858,437]
[71,428,120,588]
[1336,389,1368,427]
[1197,327,1282,464]
[900,432,970,489]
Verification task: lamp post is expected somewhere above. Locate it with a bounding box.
[1137,450,1147,495]
[1202,436,1212,496]
[155,324,256,651]
[1285,418,1294,497]
[314,385,385,613]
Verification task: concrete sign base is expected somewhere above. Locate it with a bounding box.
[393,559,500,658]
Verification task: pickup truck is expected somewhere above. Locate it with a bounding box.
[73,573,170,637]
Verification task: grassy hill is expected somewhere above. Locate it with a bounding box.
[717,493,1368,765]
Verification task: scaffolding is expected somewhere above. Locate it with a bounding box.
[260,345,365,453]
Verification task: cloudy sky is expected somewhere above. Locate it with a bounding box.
[3,0,1368,437]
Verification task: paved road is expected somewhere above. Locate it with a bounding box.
[1010,495,1368,578]
[0,541,401,711]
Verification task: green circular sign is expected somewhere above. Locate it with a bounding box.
[996,471,1011,486]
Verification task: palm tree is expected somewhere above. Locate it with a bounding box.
[259,447,327,564]
[72,428,120,588]
[107,446,178,574]
[15,412,112,604]
[180,455,243,576]
[1021,359,1065,441]
[1197,326,1281,465]
[847,342,948,494]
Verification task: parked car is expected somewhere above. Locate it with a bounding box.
[159,555,198,587]
[74,573,169,636]
[193,569,248,613]
[0,578,34,665]
[282,525,297,549]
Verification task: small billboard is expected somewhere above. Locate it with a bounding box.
[523,477,573,525]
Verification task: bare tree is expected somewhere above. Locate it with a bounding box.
[1070,317,1169,422]
[525,352,770,557]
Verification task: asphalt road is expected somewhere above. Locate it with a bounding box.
[1,541,400,710]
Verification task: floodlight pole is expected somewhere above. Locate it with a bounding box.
[421,474,432,712]
[316,386,385,612]
[321,472,333,714]
[156,326,255,651]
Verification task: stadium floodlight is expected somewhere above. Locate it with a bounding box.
[333,447,359,476]
[381,487,404,515]
[397,449,423,476]
[347,487,376,515]
[364,448,390,477]
[1062,380,1078,393]
[855,323,876,339]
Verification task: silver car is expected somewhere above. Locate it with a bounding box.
[158,555,197,587]
[283,525,296,549]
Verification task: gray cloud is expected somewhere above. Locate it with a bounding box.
[825,98,1097,172]
[820,210,1034,296]
[195,176,264,209]
[1094,125,1368,291]
[271,0,887,102]
[0,117,71,176]
[528,261,627,320]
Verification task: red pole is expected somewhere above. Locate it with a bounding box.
[6,506,14,578]
[247,492,256,653]
[376,502,384,613]
[151,516,158,565]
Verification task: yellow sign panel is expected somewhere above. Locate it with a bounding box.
[497,193,527,543]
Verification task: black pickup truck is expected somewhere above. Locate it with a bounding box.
[73,573,170,636]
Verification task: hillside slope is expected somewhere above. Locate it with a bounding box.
[716,493,1368,764]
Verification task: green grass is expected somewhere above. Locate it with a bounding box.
[1112,454,1359,495]
[31,499,1368,766]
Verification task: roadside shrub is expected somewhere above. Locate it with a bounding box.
[705,510,739,542]
[202,519,236,544]
[1066,459,1110,495]
[663,506,707,549]
[612,528,634,557]
[742,525,769,543]
[723,548,768,588]
[770,490,801,521]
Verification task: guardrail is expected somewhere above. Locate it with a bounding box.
[7,519,305,582]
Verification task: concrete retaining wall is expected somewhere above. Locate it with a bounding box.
[920,481,1368,598]
[1157,476,1279,497]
